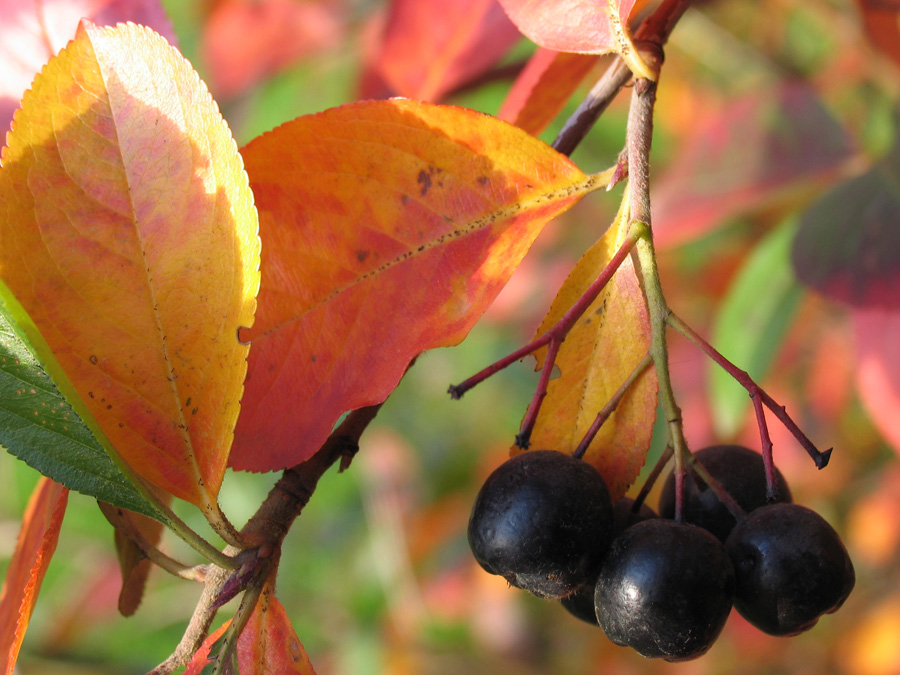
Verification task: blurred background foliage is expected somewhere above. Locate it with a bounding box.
[2,0,900,673]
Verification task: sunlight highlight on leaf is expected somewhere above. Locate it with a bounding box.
[0,22,261,508]
[235,99,602,472]
[521,199,657,501]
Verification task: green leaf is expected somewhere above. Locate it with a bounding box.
[0,294,162,520]
[709,220,804,437]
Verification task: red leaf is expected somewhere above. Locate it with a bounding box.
[0,477,68,675]
[855,310,900,454]
[791,135,900,309]
[201,0,345,100]
[498,48,601,135]
[0,0,175,135]
[184,592,316,675]
[360,0,521,101]
[233,99,599,472]
[856,0,900,69]
[652,82,855,248]
[497,0,647,61]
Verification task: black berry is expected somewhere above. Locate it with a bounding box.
[561,497,657,625]
[594,519,735,661]
[658,444,792,541]
[725,503,855,636]
[468,449,615,599]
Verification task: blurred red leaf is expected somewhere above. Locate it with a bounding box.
[653,82,855,248]
[184,591,316,675]
[498,48,601,135]
[0,0,175,135]
[854,310,900,454]
[0,477,68,675]
[856,0,900,69]
[360,0,521,101]
[202,0,344,100]
[497,0,644,54]
[0,22,260,507]
[233,99,600,472]
[792,134,900,309]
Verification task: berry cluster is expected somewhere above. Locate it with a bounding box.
[467,445,855,661]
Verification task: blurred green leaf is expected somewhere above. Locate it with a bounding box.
[0,296,161,521]
[709,220,804,437]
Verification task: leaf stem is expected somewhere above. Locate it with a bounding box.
[98,503,207,581]
[666,312,832,470]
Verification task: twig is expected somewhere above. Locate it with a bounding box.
[449,227,642,406]
[148,403,385,674]
[666,312,832,470]
[553,0,692,156]
[572,352,653,459]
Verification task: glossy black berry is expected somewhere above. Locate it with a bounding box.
[725,503,855,636]
[658,444,792,541]
[594,519,735,661]
[561,497,657,625]
[468,449,615,599]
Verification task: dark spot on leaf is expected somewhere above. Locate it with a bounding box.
[89,355,98,364]
[476,176,490,187]
[418,169,432,196]
[356,250,369,262]
[311,354,317,362]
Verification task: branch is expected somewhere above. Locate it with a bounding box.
[553,0,692,156]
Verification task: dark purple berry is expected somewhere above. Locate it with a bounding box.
[561,497,657,625]
[659,444,792,541]
[725,503,855,636]
[594,519,735,661]
[468,450,615,599]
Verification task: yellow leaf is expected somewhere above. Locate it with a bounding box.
[0,22,260,508]
[520,198,657,500]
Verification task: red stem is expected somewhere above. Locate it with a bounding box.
[449,229,641,413]
[667,313,831,470]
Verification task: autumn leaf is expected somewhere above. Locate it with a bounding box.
[792,131,900,309]
[0,22,261,508]
[653,82,855,248]
[0,477,68,675]
[521,200,657,501]
[854,310,900,455]
[360,0,522,101]
[97,502,169,616]
[0,0,175,134]
[498,48,601,136]
[184,591,316,675]
[201,0,344,99]
[856,0,900,70]
[234,99,603,472]
[0,296,162,520]
[497,0,654,79]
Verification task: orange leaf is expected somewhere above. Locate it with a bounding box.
[0,477,69,675]
[0,22,261,508]
[0,0,176,135]
[521,201,657,501]
[361,0,521,101]
[184,592,316,675]
[234,100,601,472]
[497,0,654,78]
[498,48,601,135]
